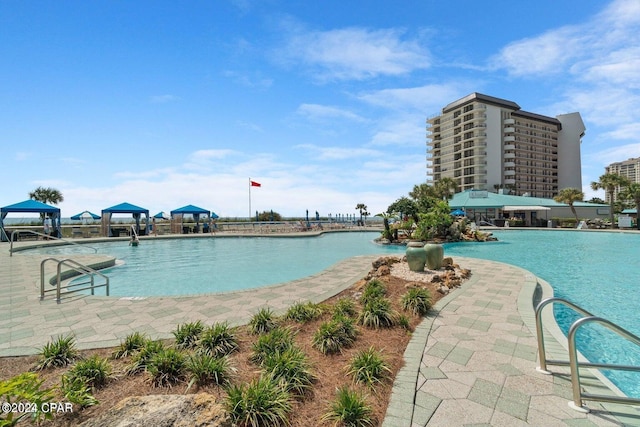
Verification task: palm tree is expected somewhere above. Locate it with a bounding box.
[433,178,459,200]
[590,174,630,229]
[591,173,629,228]
[29,186,64,205]
[355,203,369,226]
[409,183,436,200]
[28,187,64,220]
[375,212,398,240]
[619,183,640,230]
[553,188,584,224]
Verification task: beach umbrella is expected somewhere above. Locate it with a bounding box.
[210,211,219,219]
[153,211,170,220]
[450,209,466,216]
[70,210,101,221]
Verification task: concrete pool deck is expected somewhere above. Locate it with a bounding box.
[2,235,639,425]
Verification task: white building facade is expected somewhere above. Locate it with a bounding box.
[427,93,585,199]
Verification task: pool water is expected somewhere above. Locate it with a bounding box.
[25,229,640,397]
[35,232,403,296]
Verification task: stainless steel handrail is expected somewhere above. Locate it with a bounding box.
[10,229,98,256]
[40,257,109,303]
[568,316,640,411]
[535,297,594,373]
[535,297,640,412]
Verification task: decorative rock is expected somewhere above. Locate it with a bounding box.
[375,265,391,276]
[404,281,424,289]
[79,393,229,427]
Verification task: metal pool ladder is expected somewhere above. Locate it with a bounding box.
[40,257,110,303]
[535,297,640,412]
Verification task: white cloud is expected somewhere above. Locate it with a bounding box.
[588,142,640,166]
[296,104,366,123]
[282,27,430,81]
[294,144,381,160]
[369,117,425,147]
[489,27,585,76]
[222,70,274,89]
[357,84,464,111]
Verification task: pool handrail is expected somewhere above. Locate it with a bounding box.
[567,316,640,411]
[535,297,640,412]
[40,257,109,303]
[10,229,98,256]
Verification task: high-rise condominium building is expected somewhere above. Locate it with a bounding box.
[426,93,585,198]
[604,157,640,202]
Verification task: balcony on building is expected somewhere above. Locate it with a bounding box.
[504,135,515,143]
[504,127,515,133]
[504,118,515,125]
[504,178,516,185]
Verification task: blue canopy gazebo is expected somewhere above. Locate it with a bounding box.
[170,204,211,233]
[0,200,62,241]
[102,202,150,237]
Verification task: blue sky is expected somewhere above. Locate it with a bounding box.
[2,0,639,218]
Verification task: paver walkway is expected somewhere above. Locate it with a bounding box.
[2,236,640,425]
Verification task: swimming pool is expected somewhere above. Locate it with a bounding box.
[30,232,402,296]
[24,229,640,397]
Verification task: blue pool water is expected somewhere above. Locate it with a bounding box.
[30,232,402,296]
[24,229,640,396]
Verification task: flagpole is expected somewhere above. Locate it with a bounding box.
[248,178,252,222]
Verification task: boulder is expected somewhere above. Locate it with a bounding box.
[79,393,230,427]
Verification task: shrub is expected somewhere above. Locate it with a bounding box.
[186,354,235,389]
[359,279,386,306]
[333,297,357,318]
[34,335,79,370]
[322,386,374,427]
[397,314,412,332]
[112,331,147,359]
[197,322,239,358]
[284,301,322,323]
[67,355,113,388]
[59,374,99,408]
[173,320,205,349]
[250,327,296,365]
[358,298,397,329]
[226,375,292,427]
[312,317,357,355]
[347,347,391,388]
[401,287,433,316]
[126,339,165,375]
[147,348,186,388]
[262,347,316,396]
[0,372,56,425]
[248,307,278,335]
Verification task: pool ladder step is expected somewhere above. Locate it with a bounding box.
[535,297,640,412]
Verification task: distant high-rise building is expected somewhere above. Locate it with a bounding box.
[604,157,640,202]
[426,93,585,198]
